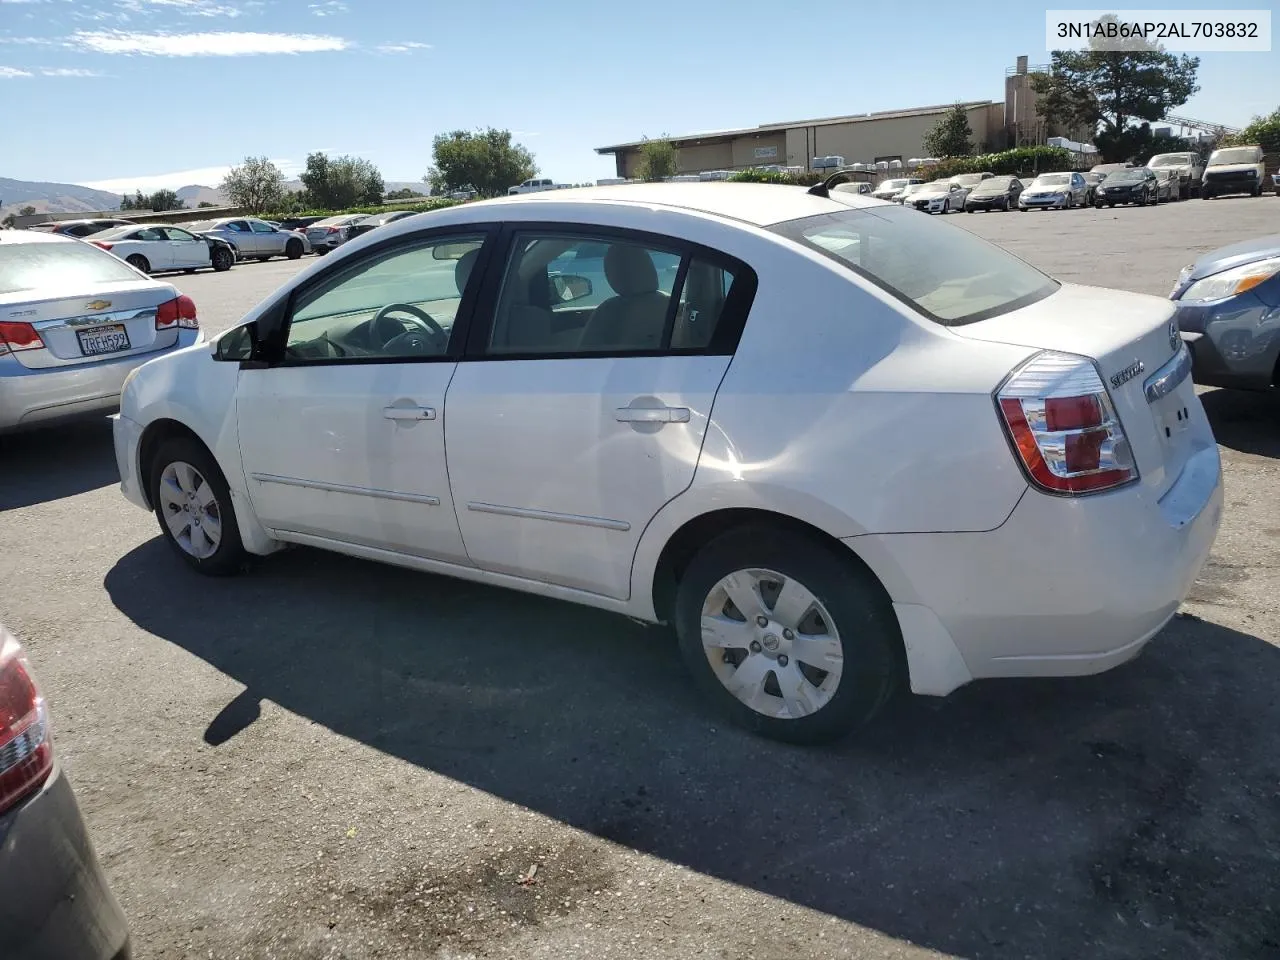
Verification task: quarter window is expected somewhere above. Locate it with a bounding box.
[283,235,485,362]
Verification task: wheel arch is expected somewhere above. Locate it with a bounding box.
[136,418,210,510]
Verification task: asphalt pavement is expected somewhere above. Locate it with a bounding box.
[1,196,1278,960]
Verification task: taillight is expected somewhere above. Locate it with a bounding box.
[91,241,114,251]
[0,320,44,356]
[0,629,54,815]
[326,226,340,234]
[996,351,1138,495]
[155,295,199,331]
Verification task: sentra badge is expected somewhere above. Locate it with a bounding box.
[1110,360,1145,389]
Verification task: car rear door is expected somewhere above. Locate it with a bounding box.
[234,226,498,562]
[441,224,756,600]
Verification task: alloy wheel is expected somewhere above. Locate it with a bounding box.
[700,568,844,720]
[158,460,222,559]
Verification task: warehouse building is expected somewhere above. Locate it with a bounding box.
[597,56,1071,178]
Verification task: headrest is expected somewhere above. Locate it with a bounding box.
[454,248,480,294]
[604,244,659,297]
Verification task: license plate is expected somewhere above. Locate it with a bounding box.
[77,324,131,356]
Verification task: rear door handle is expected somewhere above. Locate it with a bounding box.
[615,406,690,424]
[383,405,436,421]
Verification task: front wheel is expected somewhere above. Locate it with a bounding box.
[674,526,900,744]
[126,254,151,273]
[148,437,247,577]
[285,238,304,260]
[211,247,233,272]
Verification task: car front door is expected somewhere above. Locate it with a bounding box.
[161,227,210,268]
[224,220,255,256]
[234,227,497,562]
[442,226,756,600]
[248,219,283,256]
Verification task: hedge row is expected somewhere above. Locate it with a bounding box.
[727,169,826,186]
[264,197,463,219]
[916,146,1077,181]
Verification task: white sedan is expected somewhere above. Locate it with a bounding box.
[112,182,1223,743]
[88,224,234,274]
[904,180,970,213]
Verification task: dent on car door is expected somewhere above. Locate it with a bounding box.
[442,226,757,599]
[234,228,496,561]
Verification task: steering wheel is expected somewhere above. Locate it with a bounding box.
[371,303,447,353]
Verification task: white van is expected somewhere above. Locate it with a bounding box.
[1202,145,1266,199]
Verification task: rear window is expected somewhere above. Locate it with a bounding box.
[772,205,1058,326]
[0,240,141,295]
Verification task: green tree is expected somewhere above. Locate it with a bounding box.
[1224,107,1280,152]
[221,156,286,214]
[922,104,974,158]
[385,187,425,200]
[1032,15,1200,162]
[426,128,537,198]
[197,201,217,208]
[120,189,184,211]
[634,136,679,181]
[301,152,385,209]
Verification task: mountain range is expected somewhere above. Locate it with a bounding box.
[1,177,431,219]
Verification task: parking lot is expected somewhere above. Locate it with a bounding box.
[2,195,1278,960]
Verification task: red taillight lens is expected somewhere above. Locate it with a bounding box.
[156,295,198,330]
[0,630,54,815]
[997,351,1138,495]
[91,241,114,251]
[325,226,340,234]
[0,321,44,356]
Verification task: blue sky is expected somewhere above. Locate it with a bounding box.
[1,0,1276,192]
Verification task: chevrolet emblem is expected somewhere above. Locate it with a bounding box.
[85,300,112,311]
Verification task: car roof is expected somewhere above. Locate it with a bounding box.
[458,182,882,227]
[0,229,80,246]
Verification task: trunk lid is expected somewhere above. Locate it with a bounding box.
[0,279,180,369]
[953,283,1209,497]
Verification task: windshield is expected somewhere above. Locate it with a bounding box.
[0,241,141,295]
[1149,154,1193,167]
[951,174,987,186]
[1209,147,1259,165]
[972,177,1014,194]
[772,205,1057,325]
[1106,170,1145,182]
[1034,174,1071,186]
[877,179,909,191]
[921,181,950,192]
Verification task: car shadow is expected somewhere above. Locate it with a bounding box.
[0,419,119,510]
[104,540,1280,959]
[1201,387,1280,459]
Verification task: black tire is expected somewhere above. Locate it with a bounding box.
[285,238,304,260]
[256,256,270,263]
[674,525,901,745]
[315,247,329,256]
[211,247,233,272]
[183,268,196,275]
[1203,192,1215,200]
[126,254,150,273]
[148,436,247,577]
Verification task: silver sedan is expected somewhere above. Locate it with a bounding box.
[0,231,203,433]
[181,217,311,262]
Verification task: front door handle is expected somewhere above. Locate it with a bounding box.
[615,406,690,424]
[383,405,436,421]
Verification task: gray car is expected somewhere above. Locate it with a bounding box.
[0,624,131,960]
[181,217,310,262]
[0,231,203,433]
[1170,234,1280,391]
[305,214,369,255]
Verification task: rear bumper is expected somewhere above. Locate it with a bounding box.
[0,766,131,960]
[848,444,1223,695]
[0,331,203,433]
[1176,293,1280,390]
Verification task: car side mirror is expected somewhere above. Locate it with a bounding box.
[213,320,259,362]
[550,274,593,304]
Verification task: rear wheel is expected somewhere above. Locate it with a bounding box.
[148,437,246,577]
[285,238,304,260]
[126,254,150,273]
[674,526,900,744]
[211,247,233,272]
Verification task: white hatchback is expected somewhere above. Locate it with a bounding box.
[112,183,1223,743]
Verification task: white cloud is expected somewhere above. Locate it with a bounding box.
[41,66,104,76]
[376,40,431,53]
[309,0,346,16]
[71,30,348,56]
[79,159,301,193]
[118,0,243,16]
[0,66,33,77]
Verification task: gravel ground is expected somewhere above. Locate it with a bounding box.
[1,196,1278,960]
